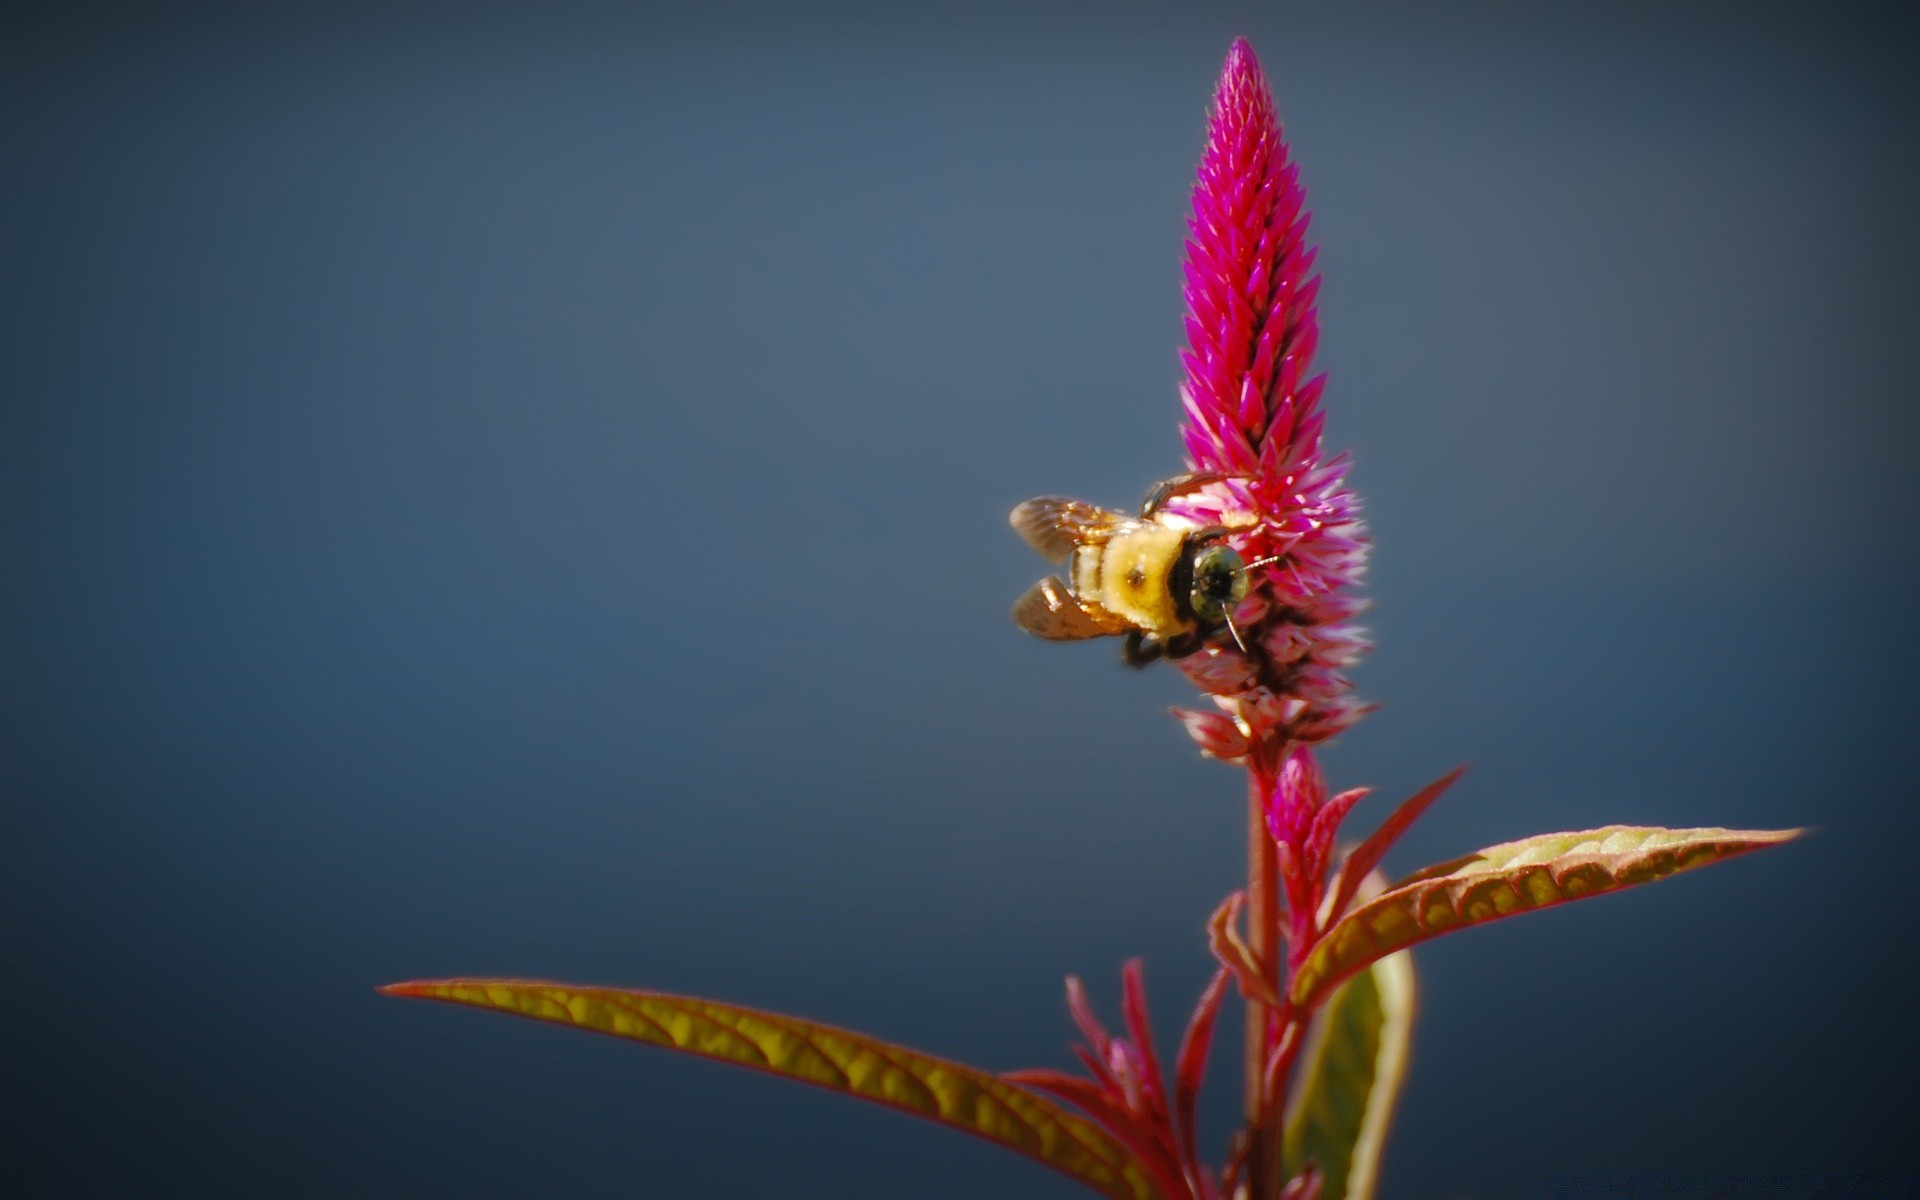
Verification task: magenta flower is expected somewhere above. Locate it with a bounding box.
[1160,38,1370,757]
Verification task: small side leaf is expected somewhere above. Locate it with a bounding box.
[1320,767,1467,929]
[1290,825,1801,1009]
[1173,967,1231,1178]
[382,978,1164,1200]
[1281,951,1416,1200]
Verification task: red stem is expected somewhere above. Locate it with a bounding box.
[1242,761,1283,1199]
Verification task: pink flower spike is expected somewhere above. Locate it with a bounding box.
[1160,38,1369,749]
[1179,39,1317,465]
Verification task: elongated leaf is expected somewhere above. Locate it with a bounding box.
[1320,767,1467,929]
[1173,968,1230,1177]
[1289,825,1800,1009]
[381,978,1163,1200]
[1282,951,1416,1200]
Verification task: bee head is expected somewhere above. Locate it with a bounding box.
[1189,542,1251,624]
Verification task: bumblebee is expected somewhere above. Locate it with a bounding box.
[1010,473,1256,668]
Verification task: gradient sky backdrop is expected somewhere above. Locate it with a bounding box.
[7,4,1917,1196]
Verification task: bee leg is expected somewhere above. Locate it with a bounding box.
[1121,631,1164,669]
[1140,471,1227,516]
[1159,629,1209,661]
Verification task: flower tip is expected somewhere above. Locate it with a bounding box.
[1220,36,1267,91]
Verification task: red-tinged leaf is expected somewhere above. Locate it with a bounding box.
[1007,1069,1137,1133]
[1290,825,1802,1009]
[1307,786,1372,873]
[1208,891,1280,1008]
[1281,951,1416,1200]
[1002,1068,1191,1200]
[1065,976,1126,1097]
[1120,960,1170,1117]
[382,978,1165,1200]
[1276,839,1314,945]
[1173,968,1230,1180]
[1319,767,1468,930]
[1068,975,1116,1059]
[1279,1164,1326,1200]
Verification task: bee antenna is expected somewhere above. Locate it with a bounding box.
[1224,611,1250,655]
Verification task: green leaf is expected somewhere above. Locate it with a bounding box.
[1282,951,1416,1200]
[1290,825,1801,1010]
[380,978,1165,1200]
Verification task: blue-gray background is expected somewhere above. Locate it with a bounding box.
[7,3,1916,1196]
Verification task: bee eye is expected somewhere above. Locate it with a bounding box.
[1189,544,1250,623]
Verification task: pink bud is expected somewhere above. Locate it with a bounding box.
[1172,707,1250,763]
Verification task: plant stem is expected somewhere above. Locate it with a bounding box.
[1242,768,1282,1199]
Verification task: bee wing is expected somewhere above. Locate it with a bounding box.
[1139,471,1226,516]
[1009,497,1139,561]
[1012,575,1134,641]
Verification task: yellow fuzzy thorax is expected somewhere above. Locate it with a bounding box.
[1072,523,1188,638]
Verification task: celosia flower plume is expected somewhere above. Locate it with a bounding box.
[1160,39,1370,758]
